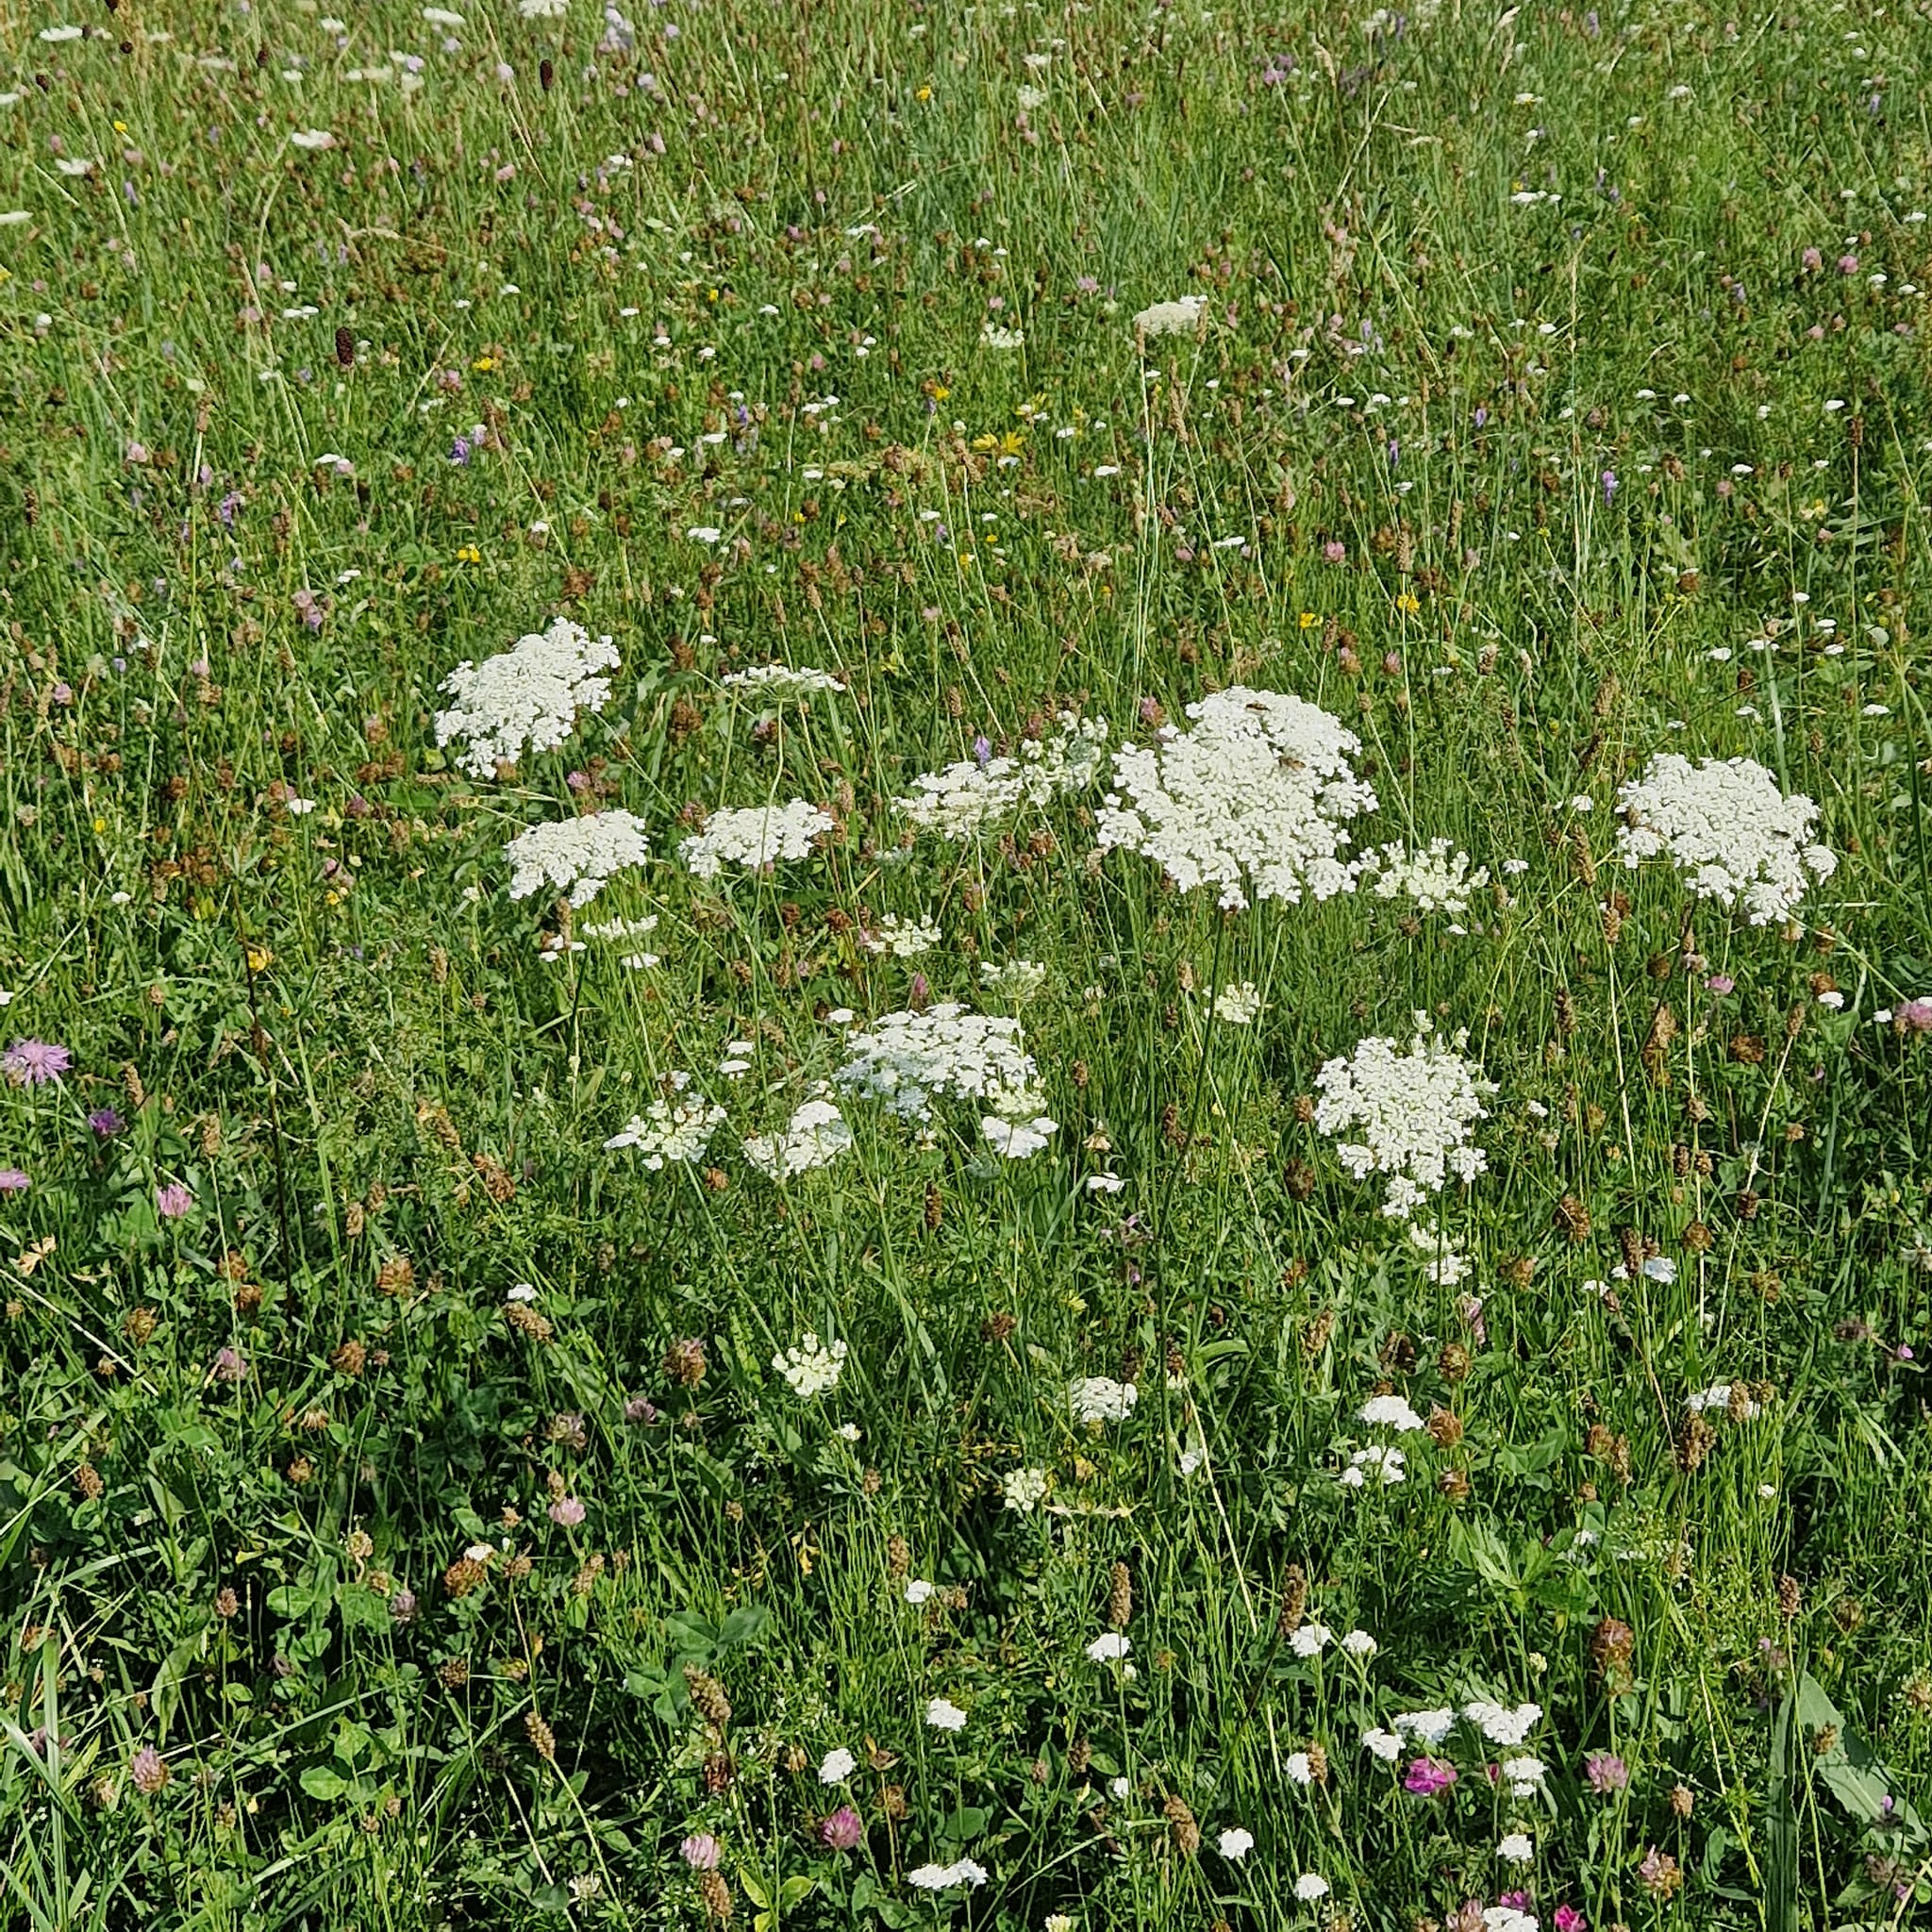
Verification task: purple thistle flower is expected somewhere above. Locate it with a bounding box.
[0,1169,28,1194]
[88,1107,125,1137]
[3,1040,73,1087]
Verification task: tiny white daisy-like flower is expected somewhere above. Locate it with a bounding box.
[1393,1707,1457,1745]
[819,1747,856,1784]
[908,1858,986,1890]
[1086,1633,1130,1663]
[721,663,844,697]
[1497,1832,1534,1863]
[1002,1466,1051,1513]
[1289,1623,1333,1657]
[1213,980,1267,1025]
[1339,1443,1406,1488]
[1502,1755,1547,1797]
[979,323,1025,350]
[1217,1826,1255,1859]
[772,1332,848,1400]
[924,1697,967,1733]
[1341,1628,1378,1657]
[437,618,620,777]
[1284,1751,1314,1786]
[835,1422,861,1443]
[1294,1874,1330,1902]
[861,912,942,958]
[1464,1700,1542,1747]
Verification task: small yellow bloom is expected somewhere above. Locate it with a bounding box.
[471,355,496,372]
[246,946,274,974]
[1299,611,1318,629]
[1395,591,1421,613]
[93,816,108,835]
[915,84,932,101]
[932,384,949,402]
[113,120,127,134]
[456,543,482,563]
[707,287,719,302]
[998,430,1025,457]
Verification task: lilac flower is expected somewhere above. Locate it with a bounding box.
[0,1169,28,1194]
[1601,469,1617,506]
[1584,1751,1629,1793]
[156,1181,193,1220]
[3,1039,73,1087]
[212,1346,247,1383]
[1896,999,1932,1032]
[1705,974,1736,995]
[129,1743,170,1795]
[1323,540,1347,563]
[819,1806,864,1851]
[448,433,473,466]
[87,1107,124,1137]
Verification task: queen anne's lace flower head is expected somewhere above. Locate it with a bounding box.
[436,619,620,777]
[1614,753,1835,924]
[681,800,834,877]
[1315,1016,1494,1217]
[1132,295,1208,338]
[1357,838,1491,913]
[1070,1376,1137,1424]
[773,1331,847,1398]
[742,1099,854,1179]
[505,809,651,907]
[1096,687,1376,910]
[835,1004,1054,1156]
[897,713,1108,840]
[721,664,844,696]
[603,1073,724,1168]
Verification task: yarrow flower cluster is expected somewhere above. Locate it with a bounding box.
[1002,1466,1051,1512]
[505,809,651,908]
[835,1005,1054,1157]
[435,619,620,777]
[1069,1376,1138,1424]
[1357,837,1491,913]
[1340,1443,1407,1487]
[1095,687,1376,910]
[720,664,844,696]
[773,1331,848,1399]
[1132,295,1208,338]
[680,800,834,877]
[742,1099,854,1180]
[1315,1016,1494,1217]
[896,713,1108,840]
[908,1857,986,1890]
[1213,981,1267,1024]
[602,1074,725,1168]
[861,913,941,958]
[1614,753,1835,924]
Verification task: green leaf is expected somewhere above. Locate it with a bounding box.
[300,1765,351,1802]
[719,1604,772,1647]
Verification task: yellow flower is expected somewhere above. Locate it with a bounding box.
[113,120,127,134]
[1298,611,1318,629]
[246,946,275,974]
[998,430,1025,457]
[92,816,108,835]
[707,287,719,303]
[931,384,950,402]
[915,84,932,101]
[456,544,482,563]
[1395,591,1421,613]
[471,355,496,372]
[971,433,998,452]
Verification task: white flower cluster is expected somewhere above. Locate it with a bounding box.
[1213,981,1267,1025]
[1132,295,1208,338]
[1339,1443,1406,1487]
[742,1099,853,1180]
[1358,837,1491,913]
[1002,1466,1051,1512]
[1502,1754,1548,1797]
[1069,1376,1138,1424]
[897,713,1108,840]
[908,1857,986,1890]
[773,1330,847,1398]
[1095,687,1376,910]
[862,913,941,958]
[1358,1393,1426,1432]
[1686,1382,1763,1419]
[834,1004,1055,1158]
[720,663,844,696]
[1614,753,1835,924]
[602,1073,724,1168]
[504,808,652,907]
[680,799,835,877]
[1464,1699,1543,1747]
[1315,1015,1494,1218]
[979,958,1048,1003]
[435,618,620,777]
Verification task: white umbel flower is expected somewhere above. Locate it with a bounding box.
[602,1073,724,1168]
[681,800,834,876]
[1357,1394,1426,1432]
[835,1005,1049,1149]
[1069,1376,1137,1424]
[1465,1700,1542,1746]
[721,663,843,696]
[1095,687,1375,910]
[742,1099,854,1180]
[504,808,650,907]
[1315,1016,1494,1218]
[1614,753,1835,924]
[773,1331,847,1398]
[897,713,1108,840]
[1001,1466,1050,1512]
[1132,295,1208,338]
[436,618,620,777]
[1357,837,1491,913]
[861,913,941,958]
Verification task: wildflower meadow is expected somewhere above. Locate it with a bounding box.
[5,1,1932,1928]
